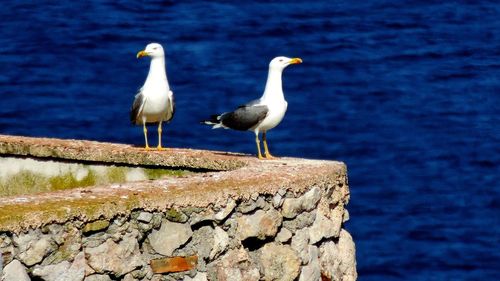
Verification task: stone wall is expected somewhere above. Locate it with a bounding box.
[0,135,357,281]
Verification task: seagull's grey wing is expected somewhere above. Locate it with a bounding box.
[130,90,146,124]
[241,98,262,107]
[220,103,268,131]
[164,90,175,122]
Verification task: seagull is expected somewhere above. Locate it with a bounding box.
[203,56,302,159]
[130,43,174,151]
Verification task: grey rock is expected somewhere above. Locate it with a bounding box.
[208,248,260,281]
[43,226,81,265]
[301,186,322,211]
[319,230,357,281]
[238,197,267,213]
[86,233,144,277]
[298,246,320,281]
[259,243,301,281]
[309,212,336,244]
[34,261,59,279]
[15,232,56,266]
[251,193,259,201]
[281,197,302,219]
[236,209,282,241]
[183,272,208,281]
[255,196,267,210]
[82,232,110,248]
[282,210,316,232]
[281,187,321,218]
[43,224,64,245]
[151,213,163,228]
[1,260,30,281]
[278,188,287,196]
[84,274,112,281]
[122,273,137,281]
[148,220,193,256]
[237,200,259,214]
[129,268,148,280]
[182,225,214,260]
[210,226,229,260]
[343,209,350,223]
[273,193,283,208]
[319,241,340,281]
[33,251,85,281]
[330,205,344,238]
[107,220,135,241]
[0,237,15,267]
[275,228,292,243]
[189,210,215,226]
[214,199,237,222]
[291,228,310,264]
[337,229,357,280]
[137,212,153,223]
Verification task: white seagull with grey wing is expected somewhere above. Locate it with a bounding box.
[131,43,174,150]
[203,56,302,159]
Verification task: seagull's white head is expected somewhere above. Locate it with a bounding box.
[269,56,303,70]
[137,43,165,59]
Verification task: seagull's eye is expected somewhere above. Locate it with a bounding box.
[279,59,283,62]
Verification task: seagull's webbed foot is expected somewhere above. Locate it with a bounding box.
[265,153,275,160]
[262,132,276,160]
[157,145,166,151]
[144,145,151,151]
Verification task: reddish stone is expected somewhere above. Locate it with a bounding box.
[150,255,198,273]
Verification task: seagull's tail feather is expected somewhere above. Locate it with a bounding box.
[201,114,227,129]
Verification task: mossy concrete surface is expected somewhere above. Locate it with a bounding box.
[0,134,247,171]
[0,135,347,233]
[0,157,189,197]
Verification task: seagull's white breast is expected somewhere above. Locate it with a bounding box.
[257,99,288,131]
[141,80,170,117]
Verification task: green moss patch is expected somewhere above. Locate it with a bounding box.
[0,161,189,197]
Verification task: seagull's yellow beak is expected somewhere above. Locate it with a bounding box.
[136,50,148,59]
[289,58,303,64]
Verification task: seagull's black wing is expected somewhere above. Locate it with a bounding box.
[130,90,146,125]
[220,100,268,131]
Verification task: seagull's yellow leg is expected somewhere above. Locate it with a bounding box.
[255,134,264,160]
[262,132,275,159]
[143,122,150,151]
[157,121,165,151]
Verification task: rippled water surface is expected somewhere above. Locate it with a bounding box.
[1,1,499,280]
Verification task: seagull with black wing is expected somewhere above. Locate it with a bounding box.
[203,56,302,159]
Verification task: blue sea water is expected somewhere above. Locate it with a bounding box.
[1,1,499,280]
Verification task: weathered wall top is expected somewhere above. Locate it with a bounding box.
[0,135,347,233]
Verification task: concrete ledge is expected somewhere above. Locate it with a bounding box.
[0,135,347,233]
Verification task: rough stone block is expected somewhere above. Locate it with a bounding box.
[1,259,30,281]
[309,213,337,244]
[210,248,260,281]
[86,233,144,277]
[260,243,301,281]
[148,220,193,256]
[236,209,282,241]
